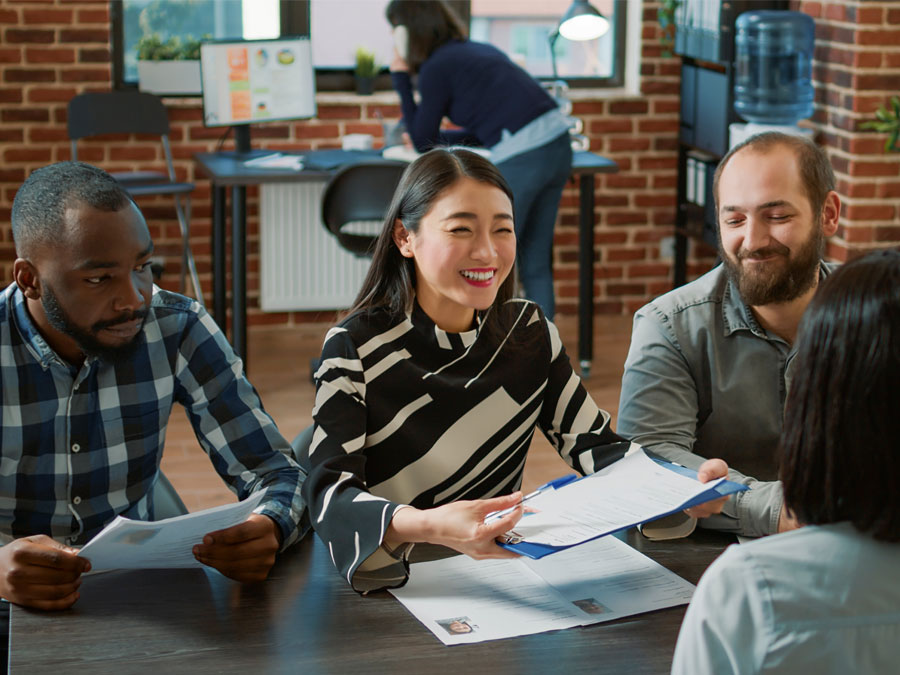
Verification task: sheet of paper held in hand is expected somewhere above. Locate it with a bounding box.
[389,535,695,645]
[508,447,726,548]
[77,489,267,571]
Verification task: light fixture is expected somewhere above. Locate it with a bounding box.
[559,0,610,41]
[549,1,610,81]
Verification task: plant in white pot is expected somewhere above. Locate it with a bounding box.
[136,34,205,96]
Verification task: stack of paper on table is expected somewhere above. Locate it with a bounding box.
[389,536,696,645]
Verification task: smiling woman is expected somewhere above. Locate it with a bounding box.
[299,148,634,593]
[392,176,516,333]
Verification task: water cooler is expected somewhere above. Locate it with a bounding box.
[729,10,816,148]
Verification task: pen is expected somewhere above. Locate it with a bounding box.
[485,474,579,522]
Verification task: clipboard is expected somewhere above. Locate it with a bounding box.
[499,456,747,560]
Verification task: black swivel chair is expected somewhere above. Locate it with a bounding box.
[310,161,407,381]
[291,425,315,472]
[67,91,204,305]
[320,160,407,258]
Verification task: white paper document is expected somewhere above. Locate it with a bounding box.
[508,447,725,548]
[389,536,695,645]
[77,489,267,571]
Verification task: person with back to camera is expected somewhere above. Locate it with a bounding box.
[385,0,573,319]
[672,249,900,674]
[299,148,729,592]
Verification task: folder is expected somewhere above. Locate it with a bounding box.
[498,450,748,560]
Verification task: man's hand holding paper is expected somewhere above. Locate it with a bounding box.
[192,512,282,583]
[77,490,268,573]
[683,458,730,519]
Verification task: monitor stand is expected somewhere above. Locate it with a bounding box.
[232,125,257,160]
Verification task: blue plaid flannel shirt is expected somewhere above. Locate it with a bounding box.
[0,283,307,547]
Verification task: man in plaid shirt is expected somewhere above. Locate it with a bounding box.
[0,162,307,611]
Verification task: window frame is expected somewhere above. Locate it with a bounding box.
[110,0,625,93]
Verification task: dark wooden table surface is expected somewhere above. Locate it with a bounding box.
[9,529,731,675]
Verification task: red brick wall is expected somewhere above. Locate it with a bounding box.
[795,0,900,261]
[0,1,897,329]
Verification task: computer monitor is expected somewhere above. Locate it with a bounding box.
[200,36,316,154]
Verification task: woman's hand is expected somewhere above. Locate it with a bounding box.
[387,493,525,560]
[683,458,730,519]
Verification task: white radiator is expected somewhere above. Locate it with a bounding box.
[259,182,374,311]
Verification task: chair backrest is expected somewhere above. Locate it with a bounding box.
[68,91,171,139]
[290,425,315,471]
[68,91,177,181]
[151,471,189,519]
[320,161,407,257]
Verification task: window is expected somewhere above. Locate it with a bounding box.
[470,0,624,87]
[112,0,296,90]
[112,0,625,92]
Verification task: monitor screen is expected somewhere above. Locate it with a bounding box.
[200,37,316,128]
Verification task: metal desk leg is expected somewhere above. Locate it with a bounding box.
[578,173,595,378]
[231,185,247,368]
[212,185,227,331]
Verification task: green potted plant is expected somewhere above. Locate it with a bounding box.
[861,95,900,152]
[354,46,379,96]
[136,33,205,95]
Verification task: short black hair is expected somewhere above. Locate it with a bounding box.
[11,161,133,258]
[779,248,900,541]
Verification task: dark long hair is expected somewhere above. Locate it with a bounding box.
[348,148,517,338]
[385,0,467,72]
[778,248,900,541]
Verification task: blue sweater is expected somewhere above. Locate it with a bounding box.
[391,40,558,152]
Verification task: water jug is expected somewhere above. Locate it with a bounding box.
[734,11,815,125]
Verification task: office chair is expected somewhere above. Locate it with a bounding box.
[67,91,204,305]
[320,160,407,257]
[151,471,189,519]
[291,424,315,471]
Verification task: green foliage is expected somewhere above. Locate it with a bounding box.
[136,33,207,61]
[354,47,379,79]
[657,0,681,58]
[860,96,900,152]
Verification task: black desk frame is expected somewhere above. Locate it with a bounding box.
[194,150,617,375]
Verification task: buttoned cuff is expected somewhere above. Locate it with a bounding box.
[735,480,783,537]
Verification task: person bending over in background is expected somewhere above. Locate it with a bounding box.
[672,248,900,674]
[386,0,573,319]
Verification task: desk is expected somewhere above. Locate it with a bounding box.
[194,150,617,375]
[9,529,728,674]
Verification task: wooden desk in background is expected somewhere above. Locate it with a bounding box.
[9,529,729,674]
[193,150,617,376]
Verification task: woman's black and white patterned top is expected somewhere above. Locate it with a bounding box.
[303,299,630,592]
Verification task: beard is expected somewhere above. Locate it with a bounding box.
[41,284,147,364]
[720,224,823,306]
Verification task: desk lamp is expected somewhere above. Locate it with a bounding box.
[547,1,610,151]
[548,1,610,82]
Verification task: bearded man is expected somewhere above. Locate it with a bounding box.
[617,132,840,538]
